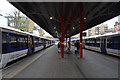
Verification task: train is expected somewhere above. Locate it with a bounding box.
[0,26,55,68]
[72,32,120,57]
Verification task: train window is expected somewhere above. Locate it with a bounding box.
[41,39,44,46]
[34,38,39,47]
[28,37,30,44]
[107,37,114,48]
[19,37,24,48]
[10,35,20,50]
[39,38,42,46]
[113,36,120,49]
[96,38,100,47]
[85,39,89,46]
[47,41,49,44]
[101,38,106,47]
[44,39,46,46]
[48,41,50,44]
[19,37,28,48]
[89,38,95,46]
[24,37,28,48]
[37,38,39,47]
[2,33,8,53]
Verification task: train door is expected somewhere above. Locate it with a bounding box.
[0,29,2,66]
[43,39,46,48]
[41,38,45,48]
[29,36,34,54]
[100,37,107,54]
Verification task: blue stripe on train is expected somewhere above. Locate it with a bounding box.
[85,45,120,50]
[2,48,28,54]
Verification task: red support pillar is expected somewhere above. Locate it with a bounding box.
[79,17,84,59]
[60,17,65,58]
[79,3,84,59]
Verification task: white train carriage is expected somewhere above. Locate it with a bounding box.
[71,32,120,57]
[0,26,30,68]
[0,26,55,68]
[84,32,120,57]
[33,35,45,52]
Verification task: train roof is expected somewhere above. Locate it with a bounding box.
[71,38,80,41]
[71,31,120,41]
[40,36,54,41]
[84,31,120,39]
[0,26,32,35]
[0,26,55,40]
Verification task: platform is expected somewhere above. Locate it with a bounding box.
[3,45,119,78]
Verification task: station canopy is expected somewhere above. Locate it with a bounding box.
[9,1,120,38]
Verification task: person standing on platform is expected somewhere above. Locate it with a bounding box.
[66,41,70,54]
[74,40,80,57]
[58,42,60,53]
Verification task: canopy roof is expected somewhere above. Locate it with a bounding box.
[10,2,120,37]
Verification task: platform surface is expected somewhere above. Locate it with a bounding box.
[3,45,119,78]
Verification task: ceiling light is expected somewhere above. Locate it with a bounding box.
[73,27,75,29]
[84,17,86,19]
[54,27,56,29]
[50,17,53,19]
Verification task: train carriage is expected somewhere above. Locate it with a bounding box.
[0,26,30,68]
[84,32,120,57]
[33,36,45,52]
[0,26,55,68]
[71,32,120,57]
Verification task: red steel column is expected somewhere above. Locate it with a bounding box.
[79,18,84,58]
[80,3,84,58]
[60,17,65,58]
